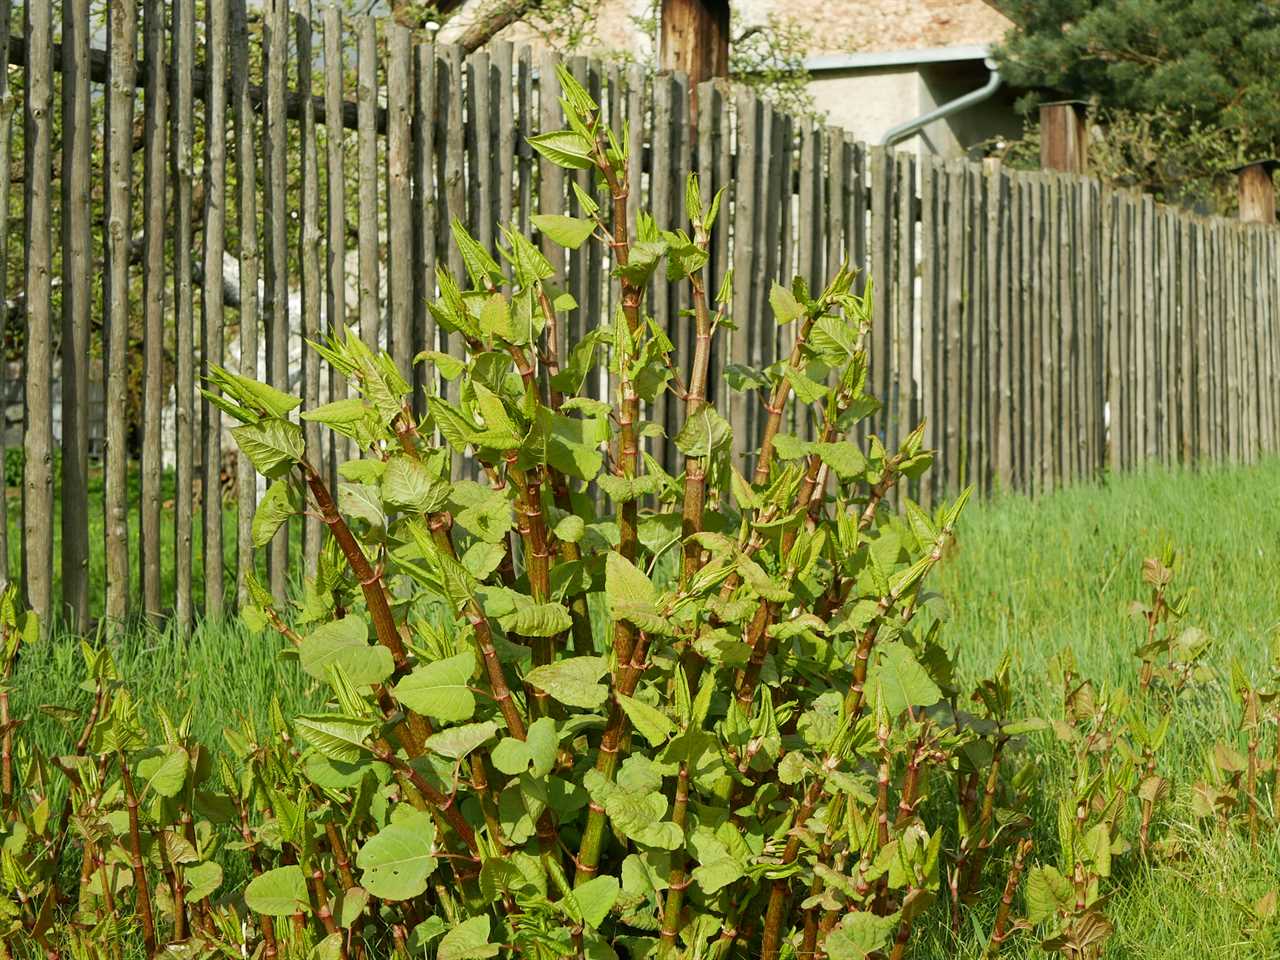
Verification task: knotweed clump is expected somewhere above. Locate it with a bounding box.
[2,67,1055,959]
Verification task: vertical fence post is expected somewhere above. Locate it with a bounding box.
[232,0,259,607]
[21,0,54,629]
[103,0,137,624]
[60,0,91,630]
[201,0,228,621]
[264,0,290,603]
[171,0,196,633]
[299,0,324,575]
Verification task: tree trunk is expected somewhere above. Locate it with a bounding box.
[660,0,729,92]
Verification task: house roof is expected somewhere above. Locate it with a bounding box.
[802,45,992,73]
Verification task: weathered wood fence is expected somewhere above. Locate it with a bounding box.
[4,0,1280,631]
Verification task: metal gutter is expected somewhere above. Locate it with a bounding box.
[878,58,1002,146]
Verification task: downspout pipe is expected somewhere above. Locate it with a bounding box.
[879,58,1002,147]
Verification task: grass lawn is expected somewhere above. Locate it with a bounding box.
[10,458,1280,956]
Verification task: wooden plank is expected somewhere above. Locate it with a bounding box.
[357,18,380,355]
[21,0,53,623]
[466,49,493,251]
[103,0,136,621]
[826,128,846,283]
[650,71,674,466]
[894,152,915,459]
[797,120,822,295]
[1033,175,1050,492]
[536,48,565,352]
[413,39,437,416]
[992,167,1013,490]
[1141,197,1157,463]
[232,0,258,605]
[202,0,229,619]
[172,0,197,629]
[729,88,758,469]
[298,0,324,574]
[1102,189,1120,471]
[752,101,775,441]
[140,0,166,622]
[1194,219,1209,461]
[495,42,515,235]
[60,0,92,627]
[967,166,985,490]
[387,23,413,380]
[943,163,964,495]
[1019,174,1034,489]
[869,146,893,442]
[440,44,466,419]
[264,0,290,603]
[517,46,533,233]
[917,157,938,503]
[323,4,347,476]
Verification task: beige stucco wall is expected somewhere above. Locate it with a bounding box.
[438,0,1012,59]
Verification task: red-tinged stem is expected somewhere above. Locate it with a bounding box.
[119,753,157,957]
[372,744,479,859]
[963,735,1007,891]
[753,311,820,486]
[302,460,408,671]
[679,275,716,589]
[574,631,652,885]
[236,796,278,958]
[988,839,1033,956]
[658,763,692,956]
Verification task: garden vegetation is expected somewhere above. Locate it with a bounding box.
[1,66,1278,960]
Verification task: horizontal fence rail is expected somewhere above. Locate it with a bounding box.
[4,0,1279,631]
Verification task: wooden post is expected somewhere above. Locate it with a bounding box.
[1039,101,1087,174]
[1235,160,1277,224]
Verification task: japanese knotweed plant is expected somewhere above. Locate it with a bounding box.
[1,66,1052,960]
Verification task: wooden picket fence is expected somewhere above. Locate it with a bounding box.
[4,0,1280,631]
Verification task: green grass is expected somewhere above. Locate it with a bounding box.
[11,458,1280,956]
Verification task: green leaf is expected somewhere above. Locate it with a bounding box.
[244,865,310,917]
[449,481,514,544]
[616,694,675,746]
[301,398,375,441]
[769,282,805,325]
[294,715,375,763]
[554,514,586,543]
[492,717,558,778]
[527,131,595,170]
[823,912,899,959]
[425,721,499,760]
[409,916,447,950]
[525,656,610,709]
[438,915,500,960]
[184,861,223,903]
[572,875,620,929]
[503,601,574,638]
[1026,864,1074,923]
[300,617,394,688]
[252,480,301,547]
[381,456,450,514]
[532,214,597,250]
[232,419,305,479]
[672,404,732,459]
[392,652,477,723]
[606,551,655,610]
[139,747,189,798]
[812,441,867,479]
[356,807,439,901]
[866,641,942,716]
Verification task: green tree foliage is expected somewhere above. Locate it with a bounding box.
[993,0,1280,206]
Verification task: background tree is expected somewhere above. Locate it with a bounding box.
[991,0,1280,210]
